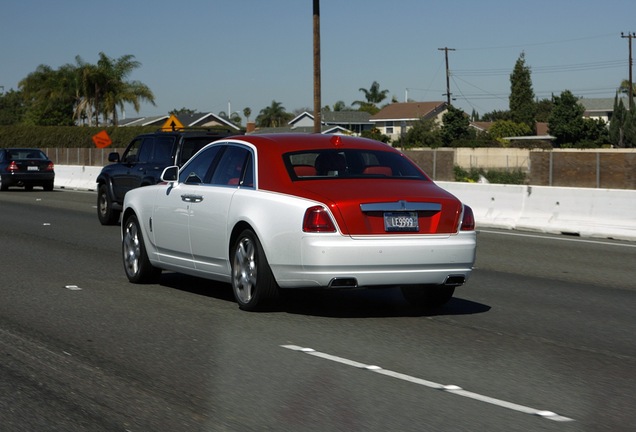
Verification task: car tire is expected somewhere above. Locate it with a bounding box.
[401,285,455,309]
[122,214,161,283]
[0,176,8,191]
[97,183,120,225]
[231,229,279,311]
[43,180,54,191]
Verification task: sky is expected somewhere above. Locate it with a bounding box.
[1,0,635,122]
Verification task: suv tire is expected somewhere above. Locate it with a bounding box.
[97,183,121,225]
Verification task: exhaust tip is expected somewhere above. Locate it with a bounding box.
[329,278,358,288]
[444,275,466,286]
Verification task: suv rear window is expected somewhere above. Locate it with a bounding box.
[178,137,220,166]
[284,149,427,180]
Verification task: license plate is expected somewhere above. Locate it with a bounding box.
[27,166,39,171]
[384,211,419,232]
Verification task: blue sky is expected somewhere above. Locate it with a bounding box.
[1,0,634,121]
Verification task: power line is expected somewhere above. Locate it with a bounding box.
[453,59,626,77]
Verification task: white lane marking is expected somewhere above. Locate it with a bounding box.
[281,344,574,422]
[64,285,82,291]
[479,229,636,248]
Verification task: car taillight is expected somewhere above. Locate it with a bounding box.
[303,206,336,232]
[45,162,54,171]
[7,161,18,172]
[460,205,475,231]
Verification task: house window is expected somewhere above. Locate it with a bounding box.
[385,121,394,134]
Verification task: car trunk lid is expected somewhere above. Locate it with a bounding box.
[295,179,463,235]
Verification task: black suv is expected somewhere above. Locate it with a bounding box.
[96,129,238,225]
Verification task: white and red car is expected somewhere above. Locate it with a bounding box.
[122,134,476,311]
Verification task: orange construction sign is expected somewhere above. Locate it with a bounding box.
[92,130,112,148]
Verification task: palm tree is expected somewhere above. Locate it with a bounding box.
[243,107,252,123]
[97,52,155,126]
[619,79,636,98]
[355,81,389,105]
[256,100,291,127]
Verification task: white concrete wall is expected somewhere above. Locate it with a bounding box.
[439,181,636,241]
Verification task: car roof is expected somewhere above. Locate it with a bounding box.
[227,133,395,153]
[220,133,408,192]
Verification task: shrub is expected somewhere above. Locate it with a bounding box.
[454,166,527,184]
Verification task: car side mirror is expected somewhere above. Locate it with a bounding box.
[161,166,179,182]
[108,152,120,163]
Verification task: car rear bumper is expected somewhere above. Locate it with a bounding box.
[2,172,55,185]
[272,231,477,288]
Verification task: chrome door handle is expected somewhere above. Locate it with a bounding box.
[181,194,203,203]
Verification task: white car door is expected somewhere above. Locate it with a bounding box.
[152,182,194,269]
[188,145,253,276]
[152,145,224,270]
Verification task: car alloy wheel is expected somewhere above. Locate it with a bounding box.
[231,229,278,311]
[122,214,160,283]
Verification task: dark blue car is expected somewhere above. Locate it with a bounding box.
[0,148,55,191]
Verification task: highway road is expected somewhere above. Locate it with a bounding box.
[1,189,635,431]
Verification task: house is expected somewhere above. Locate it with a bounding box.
[578,96,630,123]
[369,101,448,141]
[119,112,241,131]
[287,110,373,135]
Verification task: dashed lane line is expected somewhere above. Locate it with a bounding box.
[281,344,574,423]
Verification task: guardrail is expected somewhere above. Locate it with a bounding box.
[53,165,636,242]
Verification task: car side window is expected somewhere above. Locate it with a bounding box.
[151,136,175,164]
[136,137,154,163]
[179,145,222,184]
[210,146,250,186]
[123,138,143,164]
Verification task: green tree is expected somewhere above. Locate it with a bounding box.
[332,100,347,111]
[243,107,252,123]
[218,110,242,126]
[361,127,390,143]
[19,64,77,126]
[535,98,553,123]
[169,107,197,116]
[353,81,388,114]
[548,90,585,146]
[623,106,636,147]
[509,52,536,132]
[256,100,292,127]
[440,105,470,146]
[609,94,626,147]
[488,120,532,141]
[0,89,26,125]
[619,79,636,98]
[579,118,609,147]
[481,110,512,122]
[395,118,442,149]
[96,52,155,126]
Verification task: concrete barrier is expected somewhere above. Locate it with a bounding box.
[439,181,636,241]
[54,165,101,191]
[52,166,636,241]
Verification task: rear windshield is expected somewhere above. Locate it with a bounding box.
[8,149,47,160]
[284,149,427,180]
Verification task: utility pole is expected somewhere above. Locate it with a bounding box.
[622,32,636,110]
[438,47,455,106]
[313,0,322,133]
